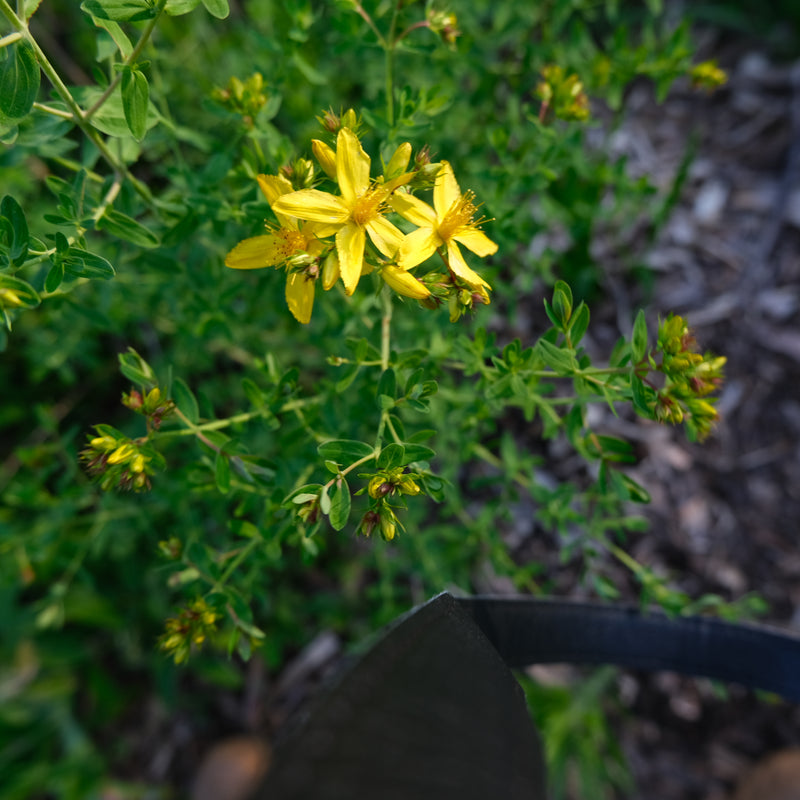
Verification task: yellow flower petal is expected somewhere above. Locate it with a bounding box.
[382,265,431,300]
[433,161,462,218]
[257,174,296,229]
[321,251,340,290]
[398,226,441,269]
[225,235,283,269]
[365,216,405,259]
[286,272,315,323]
[385,142,412,178]
[257,174,293,206]
[336,222,366,295]
[273,189,349,225]
[390,192,439,228]
[311,139,337,180]
[305,220,344,239]
[336,128,370,205]
[452,227,498,258]
[447,239,491,290]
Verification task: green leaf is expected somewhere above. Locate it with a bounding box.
[0,274,40,308]
[328,477,351,531]
[334,364,360,392]
[97,208,158,247]
[291,51,328,85]
[283,484,322,507]
[620,473,651,503]
[80,0,156,22]
[25,0,44,19]
[631,310,648,363]
[120,68,148,140]
[317,439,374,462]
[215,451,231,493]
[118,347,157,389]
[319,486,331,515]
[551,279,573,326]
[401,443,435,463]
[172,377,199,423]
[62,247,115,279]
[72,85,158,139]
[1,195,29,265]
[0,40,40,122]
[91,18,133,58]
[377,443,405,470]
[568,302,590,345]
[44,259,65,292]
[165,0,201,14]
[629,373,653,417]
[537,339,576,375]
[201,0,229,17]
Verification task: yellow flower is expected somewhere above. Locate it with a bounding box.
[380,264,430,300]
[225,174,336,323]
[0,288,24,308]
[272,128,412,296]
[390,161,496,291]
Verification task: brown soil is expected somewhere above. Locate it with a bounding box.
[586,29,800,800]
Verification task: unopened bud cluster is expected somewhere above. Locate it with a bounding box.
[212,72,268,128]
[358,467,421,541]
[536,65,590,122]
[651,314,726,441]
[122,386,175,430]
[80,425,161,491]
[426,8,460,48]
[159,598,220,664]
[689,60,727,92]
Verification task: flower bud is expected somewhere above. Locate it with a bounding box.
[312,139,337,180]
[380,516,396,541]
[385,142,412,180]
[321,252,340,291]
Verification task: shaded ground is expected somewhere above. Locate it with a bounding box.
[576,28,800,800]
[123,25,800,800]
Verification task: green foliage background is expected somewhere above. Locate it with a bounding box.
[0,0,760,797]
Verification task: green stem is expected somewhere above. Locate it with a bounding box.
[380,283,392,371]
[322,452,377,493]
[351,0,385,46]
[385,46,394,126]
[34,176,123,293]
[384,0,403,126]
[161,398,309,441]
[84,0,167,120]
[218,537,260,585]
[32,101,73,119]
[0,29,22,47]
[0,0,152,204]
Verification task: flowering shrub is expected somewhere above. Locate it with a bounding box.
[0,0,746,796]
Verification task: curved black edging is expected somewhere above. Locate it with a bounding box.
[253,593,800,799]
[457,594,800,702]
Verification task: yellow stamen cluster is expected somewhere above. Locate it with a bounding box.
[351,187,387,226]
[438,192,478,241]
[225,116,497,323]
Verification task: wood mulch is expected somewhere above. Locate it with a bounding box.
[554,27,800,800]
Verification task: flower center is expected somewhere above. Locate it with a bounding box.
[276,229,310,259]
[438,191,477,241]
[350,186,385,226]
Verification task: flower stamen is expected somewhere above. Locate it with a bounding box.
[438,191,478,241]
[350,186,386,226]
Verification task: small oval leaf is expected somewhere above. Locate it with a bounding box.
[317,439,374,462]
[172,377,199,423]
[0,40,40,122]
[121,67,148,140]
